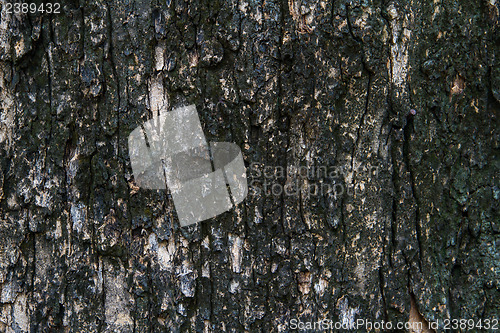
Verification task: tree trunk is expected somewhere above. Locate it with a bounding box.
[0,0,498,331]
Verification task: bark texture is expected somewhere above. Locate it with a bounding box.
[0,0,498,332]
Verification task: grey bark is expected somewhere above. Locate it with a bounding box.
[0,0,498,332]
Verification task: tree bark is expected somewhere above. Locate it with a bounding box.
[0,0,498,332]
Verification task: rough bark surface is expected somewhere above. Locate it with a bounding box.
[0,0,498,332]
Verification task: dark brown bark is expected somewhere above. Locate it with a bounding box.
[0,0,498,331]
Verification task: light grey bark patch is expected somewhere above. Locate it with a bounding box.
[104,260,134,333]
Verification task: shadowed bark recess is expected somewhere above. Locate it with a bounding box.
[0,0,498,332]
